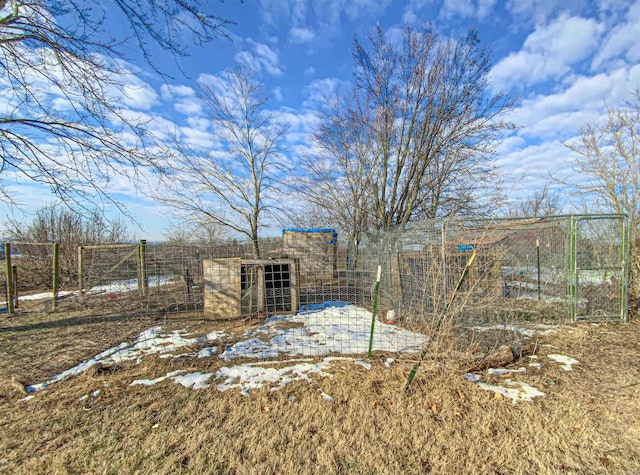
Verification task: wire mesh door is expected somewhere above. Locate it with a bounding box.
[570,215,629,321]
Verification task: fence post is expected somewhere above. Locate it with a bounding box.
[138,239,148,296]
[4,243,14,315]
[52,242,59,310]
[78,246,84,301]
[536,238,541,301]
[12,265,18,308]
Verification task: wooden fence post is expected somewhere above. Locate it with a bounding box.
[78,246,84,301]
[52,242,59,310]
[138,240,148,296]
[4,243,14,315]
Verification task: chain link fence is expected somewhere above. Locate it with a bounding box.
[2,214,630,364]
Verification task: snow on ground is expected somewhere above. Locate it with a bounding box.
[23,299,579,401]
[472,323,562,338]
[465,365,546,403]
[2,275,178,306]
[220,302,428,360]
[86,275,178,295]
[26,327,225,392]
[25,302,427,396]
[463,351,579,402]
[476,380,546,403]
[547,354,580,371]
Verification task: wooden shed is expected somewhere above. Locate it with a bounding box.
[203,258,299,319]
[282,228,337,283]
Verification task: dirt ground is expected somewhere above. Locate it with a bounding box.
[1,303,640,474]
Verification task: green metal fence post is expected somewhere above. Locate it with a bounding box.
[621,216,630,322]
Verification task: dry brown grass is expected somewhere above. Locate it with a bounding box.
[1,306,640,474]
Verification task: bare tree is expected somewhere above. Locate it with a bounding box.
[562,93,640,239]
[506,183,562,217]
[301,24,514,234]
[0,0,232,211]
[158,67,288,258]
[5,204,131,287]
[294,88,376,257]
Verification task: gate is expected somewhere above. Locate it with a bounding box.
[570,215,630,321]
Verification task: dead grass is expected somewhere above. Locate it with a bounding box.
[1,307,640,474]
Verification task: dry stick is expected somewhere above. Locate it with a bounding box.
[404,249,477,391]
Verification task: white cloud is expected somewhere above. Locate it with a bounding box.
[234,39,283,76]
[160,84,203,116]
[304,66,317,76]
[259,0,393,47]
[491,14,603,90]
[179,126,216,149]
[592,1,640,70]
[477,0,497,19]
[302,77,345,108]
[405,0,495,22]
[505,0,589,26]
[510,66,640,138]
[160,84,195,100]
[174,97,203,116]
[495,141,574,200]
[440,0,475,19]
[289,26,316,44]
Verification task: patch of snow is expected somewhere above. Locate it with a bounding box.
[92,389,101,397]
[487,367,526,376]
[173,372,213,390]
[27,328,226,392]
[319,389,334,402]
[354,360,372,370]
[197,347,217,358]
[473,323,560,338]
[464,373,482,382]
[2,290,75,304]
[79,394,89,401]
[216,359,334,395]
[547,354,579,371]
[3,276,180,306]
[529,362,542,369]
[385,358,395,368]
[86,275,178,295]
[220,303,428,360]
[20,395,35,402]
[27,302,427,396]
[476,380,546,404]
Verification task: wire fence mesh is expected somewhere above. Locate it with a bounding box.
[2,214,630,367]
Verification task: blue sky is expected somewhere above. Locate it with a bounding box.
[2,0,639,240]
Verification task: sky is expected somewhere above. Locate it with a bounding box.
[1,0,639,240]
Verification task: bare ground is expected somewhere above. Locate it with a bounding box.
[1,303,640,474]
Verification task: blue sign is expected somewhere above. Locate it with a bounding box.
[457,243,476,252]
